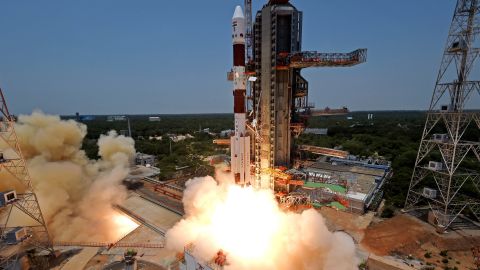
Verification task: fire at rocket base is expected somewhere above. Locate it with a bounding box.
[231,6,251,186]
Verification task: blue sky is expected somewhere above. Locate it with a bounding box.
[0,1,456,115]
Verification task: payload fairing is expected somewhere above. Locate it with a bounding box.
[230,6,251,186]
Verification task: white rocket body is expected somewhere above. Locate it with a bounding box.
[231,6,251,186]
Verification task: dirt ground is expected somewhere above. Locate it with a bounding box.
[319,207,374,243]
[361,214,479,269]
[316,206,480,269]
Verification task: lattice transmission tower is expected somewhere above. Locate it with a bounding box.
[404,0,480,232]
[0,89,53,265]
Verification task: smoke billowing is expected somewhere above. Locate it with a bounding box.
[0,112,137,241]
[166,175,358,270]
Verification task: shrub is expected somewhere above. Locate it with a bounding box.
[381,206,395,218]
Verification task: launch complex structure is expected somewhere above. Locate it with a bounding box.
[229,0,367,194]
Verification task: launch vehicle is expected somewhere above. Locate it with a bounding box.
[230,6,251,186]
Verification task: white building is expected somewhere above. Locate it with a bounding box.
[107,115,126,122]
[148,135,163,141]
[149,116,161,122]
[169,134,194,142]
[135,152,156,166]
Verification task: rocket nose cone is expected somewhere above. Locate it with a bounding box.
[233,6,245,19]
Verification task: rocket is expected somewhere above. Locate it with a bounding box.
[230,6,251,186]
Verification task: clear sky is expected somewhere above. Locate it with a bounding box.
[0,1,457,115]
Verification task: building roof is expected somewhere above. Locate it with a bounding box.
[346,192,367,201]
[304,161,386,195]
[350,166,385,177]
[304,182,347,194]
[353,174,377,194]
[307,162,385,177]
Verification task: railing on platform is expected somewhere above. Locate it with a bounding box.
[278,49,367,69]
[54,241,164,249]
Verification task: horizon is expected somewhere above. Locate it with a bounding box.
[54,110,433,118]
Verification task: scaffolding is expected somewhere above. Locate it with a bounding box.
[298,145,349,159]
[310,107,349,117]
[278,49,367,69]
[0,89,54,268]
[404,0,480,231]
[278,192,311,209]
[251,1,366,191]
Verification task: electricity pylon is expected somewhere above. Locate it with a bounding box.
[0,89,53,266]
[405,0,480,232]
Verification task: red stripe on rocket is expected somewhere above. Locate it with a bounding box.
[231,6,251,186]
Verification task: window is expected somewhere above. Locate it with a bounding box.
[6,193,15,201]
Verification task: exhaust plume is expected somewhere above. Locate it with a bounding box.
[166,175,358,270]
[0,111,137,241]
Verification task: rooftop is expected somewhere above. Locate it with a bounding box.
[303,182,347,194]
[307,162,385,177]
[304,161,387,195]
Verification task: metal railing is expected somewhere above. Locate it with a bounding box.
[278,49,367,69]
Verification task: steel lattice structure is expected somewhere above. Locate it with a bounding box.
[279,192,310,208]
[244,0,253,63]
[404,0,480,231]
[250,1,367,190]
[0,89,54,263]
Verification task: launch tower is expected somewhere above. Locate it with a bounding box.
[250,0,366,189]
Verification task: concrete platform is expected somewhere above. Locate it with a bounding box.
[60,247,99,270]
[104,225,176,268]
[120,194,182,231]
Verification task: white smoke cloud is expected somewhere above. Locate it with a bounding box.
[0,111,136,242]
[166,176,359,270]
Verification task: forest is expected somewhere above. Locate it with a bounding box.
[73,110,480,211]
